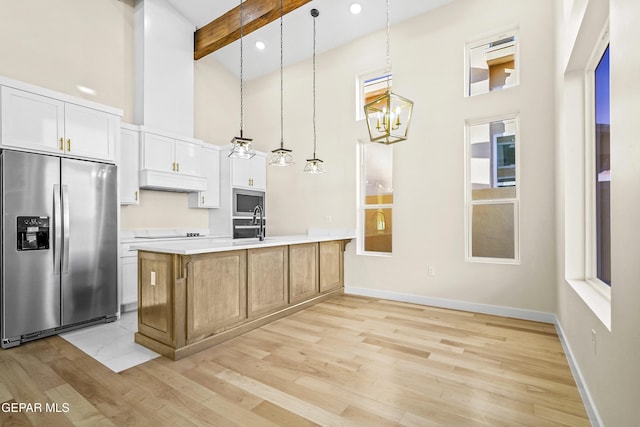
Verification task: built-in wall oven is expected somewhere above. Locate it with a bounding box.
[232,188,265,239]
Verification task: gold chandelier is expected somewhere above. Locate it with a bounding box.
[363,0,414,144]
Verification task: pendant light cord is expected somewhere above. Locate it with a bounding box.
[386,0,391,91]
[280,0,284,149]
[239,0,244,136]
[312,10,317,158]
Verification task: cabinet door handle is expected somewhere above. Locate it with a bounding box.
[201,196,205,204]
[59,137,64,151]
[177,163,180,172]
[135,191,138,201]
[172,162,176,171]
[66,139,71,152]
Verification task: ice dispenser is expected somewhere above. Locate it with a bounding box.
[16,216,50,251]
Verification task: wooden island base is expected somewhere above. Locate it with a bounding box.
[134,239,350,360]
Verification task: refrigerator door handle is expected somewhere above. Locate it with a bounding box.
[62,185,70,274]
[53,185,62,275]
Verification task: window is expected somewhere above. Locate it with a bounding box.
[358,142,393,255]
[357,71,392,120]
[561,19,610,328]
[465,115,519,262]
[466,31,519,97]
[594,45,611,285]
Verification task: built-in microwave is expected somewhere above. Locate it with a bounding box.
[232,188,265,217]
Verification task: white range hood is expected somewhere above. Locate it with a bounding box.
[133,0,201,192]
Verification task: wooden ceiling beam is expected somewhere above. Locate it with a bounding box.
[194,0,312,60]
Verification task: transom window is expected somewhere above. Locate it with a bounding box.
[466,31,519,97]
[356,71,392,121]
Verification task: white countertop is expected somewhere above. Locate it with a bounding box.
[130,233,355,255]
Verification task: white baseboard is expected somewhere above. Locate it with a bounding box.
[344,286,556,323]
[554,319,603,427]
[343,286,602,426]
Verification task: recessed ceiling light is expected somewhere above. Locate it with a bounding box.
[255,41,266,50]
[350,3,362,15]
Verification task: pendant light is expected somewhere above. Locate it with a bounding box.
[269,0,294,166]
[363,0,414,144]
[229,0,256,159]
[304,8,325,174]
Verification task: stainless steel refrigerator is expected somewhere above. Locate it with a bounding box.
[1,150,117,348]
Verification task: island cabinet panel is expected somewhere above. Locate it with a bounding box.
[138,252,175,346]
[319,241,345,293]
[186,251,247,343]
[136,239,351,360]
[247,246,289,318]
[289,243,319,304]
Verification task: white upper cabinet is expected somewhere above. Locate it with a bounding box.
[139,128,207,192]
[141,132,174,173]
[231,153,266,190]
[188,144,221,209]
[120,124,140,205]
[141,131,202,176]
[174,139,201,177]
[0,87,64,153]
[0,85,118,162]
[64,103,117,161]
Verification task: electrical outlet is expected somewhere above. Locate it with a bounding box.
[324,215,333,224]
[151,271,156,286]
[428,265,435,276]
[591,329,597,355]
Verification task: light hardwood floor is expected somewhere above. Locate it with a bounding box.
[0,295,590,426]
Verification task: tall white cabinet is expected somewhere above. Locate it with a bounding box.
[188,144,221,208]
[120,124,140,205]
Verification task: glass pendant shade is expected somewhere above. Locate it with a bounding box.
[364,90,414,144]
[269,148,294,166]
[269,0,294,167]
[229,135,255,159]
[304,158,325,174]
[229,0,254,160]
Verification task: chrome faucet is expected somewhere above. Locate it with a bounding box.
[252,205,265,241]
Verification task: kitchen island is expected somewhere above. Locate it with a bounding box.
[131,234,353,360]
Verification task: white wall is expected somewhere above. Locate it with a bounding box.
[556,0,640,424]
[0,0,134,121]
[245,0,557,313]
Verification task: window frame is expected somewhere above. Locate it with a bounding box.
[356,141,394,257]
[464,114,521,264]
[584,28,611,295]
[464,28,520,98]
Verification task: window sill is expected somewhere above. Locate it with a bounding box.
[357,251,392,258]
[566,279,611,331]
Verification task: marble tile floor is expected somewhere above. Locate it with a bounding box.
[59,310,160,373]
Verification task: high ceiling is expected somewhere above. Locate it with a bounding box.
[165,0,454,80]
